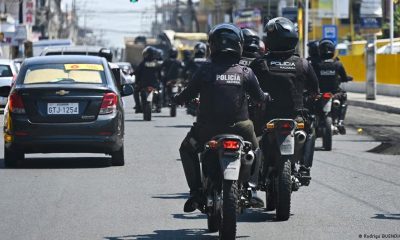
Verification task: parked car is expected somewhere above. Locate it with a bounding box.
[12,58,24,73]
[0,59,18,107]
[116,62,135,86]
[1,55,133,168]
[377,42,400,54]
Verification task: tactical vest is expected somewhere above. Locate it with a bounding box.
[261,55,306,114]
[198,64,248,124]
[316,59,339,93]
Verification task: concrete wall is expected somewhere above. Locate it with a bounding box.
[340,54,400,97]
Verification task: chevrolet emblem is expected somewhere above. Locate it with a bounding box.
[56,90,69,96]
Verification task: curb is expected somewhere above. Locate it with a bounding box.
[348,99,400,114]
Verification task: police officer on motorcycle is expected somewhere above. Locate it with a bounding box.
[239,28,265,136]
[250,17,319,179]
[184,42,209,82]
[162,48,184,105]
[174,23,269,213]
[134,46,161,112]
[239,28,262,67]
[314,39,351,134]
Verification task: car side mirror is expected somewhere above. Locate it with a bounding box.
[121,84,134,97]
[0,86,11,97]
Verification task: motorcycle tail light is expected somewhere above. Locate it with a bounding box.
[223,140,240,151]
[297,122,305,129]
[322,92,333,100]
[280,122,294,130]
[207,140,218,149]
[147,87,154,92]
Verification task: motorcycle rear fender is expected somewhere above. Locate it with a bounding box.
[219,151,241,181]
[147,91,154,102]
[322,99,332,113]
[275,131,295,155]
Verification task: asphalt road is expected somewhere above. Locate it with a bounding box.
[0,98,399,240]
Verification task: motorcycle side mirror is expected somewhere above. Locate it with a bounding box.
[0,86,11,97]
[121,84,134,97]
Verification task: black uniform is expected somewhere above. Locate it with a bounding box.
[314,58,348,93]
[184,57,209,82]
[250,52,319,120]
[176,60,266,193]
[135,60,161,89]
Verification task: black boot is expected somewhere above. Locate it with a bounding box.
[249,187,264,208]
[184,190,202,213]
[337,120,346,135]
[298,165,311,186]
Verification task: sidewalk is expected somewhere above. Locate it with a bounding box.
[347,92,400,114]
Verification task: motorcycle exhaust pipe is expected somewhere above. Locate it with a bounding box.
[333,99,341,107]
[244,151,255,162]
[295,130,307,144]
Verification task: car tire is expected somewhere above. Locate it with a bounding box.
[111,145,125,166]
[4,146,24,168]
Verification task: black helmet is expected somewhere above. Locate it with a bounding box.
[194,42,207,58]
[319,39,335,59]
[208,23,243,58]
[242,28,260,55]
[307,40,319,58]
[264,17,298,52]
[155,48,164,60]
[142,46,157,61]
[169,47,178,59]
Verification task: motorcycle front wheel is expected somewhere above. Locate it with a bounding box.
[219,180,238,240]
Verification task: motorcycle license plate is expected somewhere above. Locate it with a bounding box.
[147,91,154,102]
[279,135,295,155]
[323,99,332,112]
[220,157,241,180]
[172,86,179,93]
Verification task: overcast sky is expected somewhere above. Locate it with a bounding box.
[63,0,158,47]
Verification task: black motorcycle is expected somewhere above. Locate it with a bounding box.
[259,118,307,220]
[315,92,334,150]
[141,86,161,121]
[168,79,183,117]
[198,135,256,239]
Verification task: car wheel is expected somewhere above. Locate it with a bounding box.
[111,145,125,166]
[4,146,24,168]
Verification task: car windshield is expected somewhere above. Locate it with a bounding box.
[0,65,13,77]
[23,63,106,85]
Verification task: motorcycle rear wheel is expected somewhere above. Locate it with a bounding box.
[143,102,152,121]
[275,159,292,221]
[170,104,177,117]
[219,180,238,240]
[322,116,333,151]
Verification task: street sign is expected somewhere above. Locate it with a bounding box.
[360,17,382,29]
[322,25,337,45]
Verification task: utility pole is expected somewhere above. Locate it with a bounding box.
[390,0,394,54]
[304,0,309,59]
